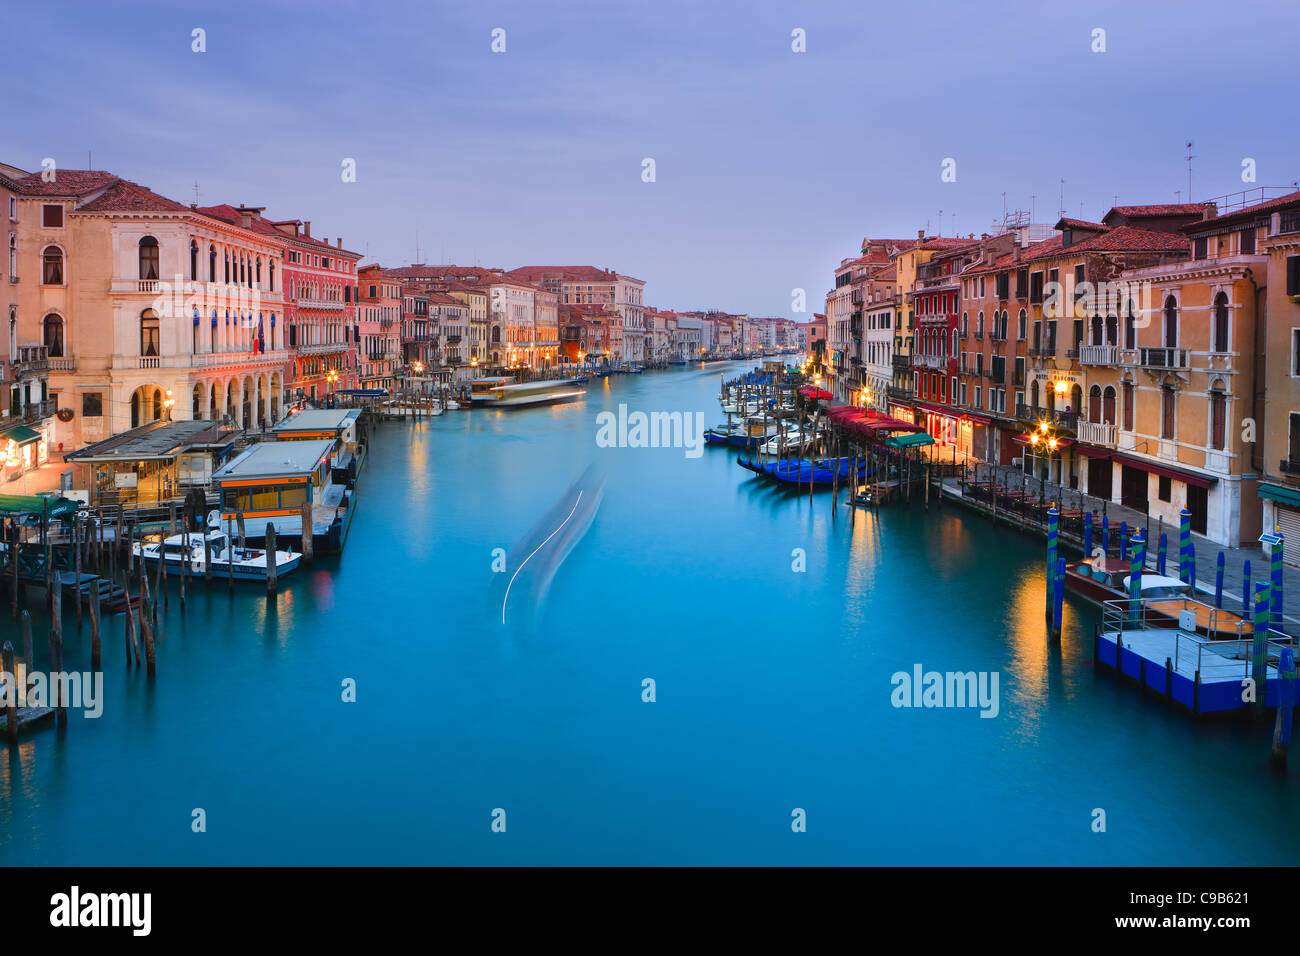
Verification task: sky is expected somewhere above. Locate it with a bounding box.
[4,0,1298,318]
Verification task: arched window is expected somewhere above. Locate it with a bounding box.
[256,257,262,287]
[1089,384,1102,421]
[1105,313,1118,346]
[7,235,14,277]
[1122,381,1134,431]
[1102,386,1116,425]
[1017,308,1026,340]
[1213,292,1229,353]
[951,329,958,355]
[268,259,275,292]
[138,236,159,280]
[190,240,199,281]
[1163,295,1178,348]
[43,314,64,357]
[1210,385,1227,450]
[42,245,64,285]
[961,311,968,335]
[209,244,217,282]
[1031,380,1040,409]
[140,309,160,356]
[1090,315,1103,346]
[224,251,230,284]
[1124,301,1137,350]
[977,311,984,336]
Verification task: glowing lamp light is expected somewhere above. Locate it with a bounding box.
[1048,437,1058,450]
[1054,380,1068,395]
[1038,422,1049,435]
[1029,433,1040,446]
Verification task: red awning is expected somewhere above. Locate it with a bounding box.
[913,402,956,418]
[1075,444,1114,459]
[1112,452,1215,488]
[963,412,993,426]
[798,385,833,401]
[826,405,924,434]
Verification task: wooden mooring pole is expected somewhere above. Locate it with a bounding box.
[3,641,16,747]
[89,582,102,671]
[266,523,278,596]
[50,575,66,728]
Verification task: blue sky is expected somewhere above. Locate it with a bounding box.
[4,0,1297,317]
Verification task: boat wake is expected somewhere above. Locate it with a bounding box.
[493,465,605,626]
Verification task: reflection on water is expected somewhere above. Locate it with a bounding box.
[0,361,1298,865]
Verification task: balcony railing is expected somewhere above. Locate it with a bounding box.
[886,385,913,402]
[7,398,55,423]
[48,357,75,371]
[1079,345,1118,366]
[892,354,911,369]
[1015,403,1078,430]
[1132,347,1190,369]
[1078,421,1118,447]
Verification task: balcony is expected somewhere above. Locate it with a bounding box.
[14,346,49,375]
[7,398,55,423]
[1132,347,1190,369]
[892,354,911,369]
[1079,345,1118,366]
[296,297,346,311]
[1015,403,1077,430]
[886,385,913,403]
[851,291,864,305]
[296,343,351,356]
[49,357,75,371]
[1078,420,1118,447]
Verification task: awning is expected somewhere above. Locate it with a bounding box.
[1112,451,1215,489]
[887,433,936,449]
[1075,444,1115,459]
[797,385,833,401]
[914,402,957,418]
[0,425,41,447]
[963,413,993,426]
[1259,482,1300,509]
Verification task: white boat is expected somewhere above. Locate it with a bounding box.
[132,529,301,581]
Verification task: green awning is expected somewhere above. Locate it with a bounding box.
[1259,482,1300,509]
[887,433,936,449]
[0,425,40,446]
[0,494,80,519]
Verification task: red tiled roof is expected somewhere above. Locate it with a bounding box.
[506,265,619,283]
[198,203,283,237]
[1183,191,1300,231]
[1107,204,1205,218]
[76,180,191,213]
[12,169,119,197]
[1055,218,1106,231]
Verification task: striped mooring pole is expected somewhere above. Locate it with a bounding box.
[1272,648,1298,766]
[1178,509,1192,584]
[1252,582,1272,717]
[1046,507,1059,625]
[1243,559,1252,619]
[1128,531,1145,629]
[1102,512,1110,556]
[1215,551,1226,609]
[1051,556,1066,641]
[1120,521,1129,562]
[1158,532,1168,576]
[1083,510,1092,556]
[1271,533,1284,628]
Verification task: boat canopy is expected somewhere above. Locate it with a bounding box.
[1121,574,1191,592]
[0,493,81,519]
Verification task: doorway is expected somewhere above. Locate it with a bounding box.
[1120,465,1147,511]
[1088,457,1113,500]
[1187,484,1208,535]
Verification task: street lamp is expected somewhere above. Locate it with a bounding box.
[163,389,175,421]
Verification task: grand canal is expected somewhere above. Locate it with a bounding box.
[3,362,1298,866]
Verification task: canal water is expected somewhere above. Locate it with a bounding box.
[3,363,1298,865]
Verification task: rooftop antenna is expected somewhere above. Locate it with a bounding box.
[193,181,201,205]
[1174,190,1181,202]
[1185,140,1195,201]
[1058,179,1065,218]
[1031,194,1037,221]
[938,210,943,236]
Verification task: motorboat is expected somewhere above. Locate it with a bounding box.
[132,529,300,581]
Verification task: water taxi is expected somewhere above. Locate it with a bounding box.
[484,379,586,407]
[1065,559,1250,637]
[468,376,516,404]
[133,529,300,581]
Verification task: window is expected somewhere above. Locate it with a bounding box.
[140,309,160,356]
[1287,256,1300,296]
[1161,387,1175,439]
[1103,386,1116,425]
[1124,302,1137,350]
[1014,356,1025,387]
[974,385,981,408]
[950,376,957,400]
[1123,382,1134,431]
[1158,475,1172,502]
[1210,390,1226,450]
[1163,296,1177,347]
[7,196,14,221]
[1193,237,1207,260]
[42,204,63,228]
[1294,330,1300,376]
[1241,228,1256,255]
[1213,293,1229,352]
[42,245,63,284]
[1017,309,1026,340]
[138,236,160,280]
[190,240,199,281]
[43,314,63,357]
[82,392,102,417]
[960,382,967,405]
[1089,385,1102,422]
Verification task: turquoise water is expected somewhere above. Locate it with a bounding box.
[2,362,1298,865]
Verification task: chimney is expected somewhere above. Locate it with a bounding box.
[1202,202,1218,220]
[917,229,925,240]
[303,221,312,237]
[1013,243,1022,263]
[240,208,252,230]
[336,238,343,249]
